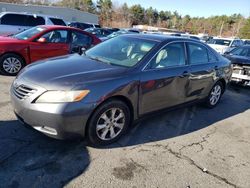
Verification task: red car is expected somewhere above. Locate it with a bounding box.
[0,25,101,75]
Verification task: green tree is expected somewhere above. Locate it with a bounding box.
[240,18,250,38]
[129,4,144,25]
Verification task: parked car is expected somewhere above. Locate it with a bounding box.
[224,45,250,86]
[68,22,101,30]
[107,29,140,39]
[207,37,244,54]
[0,12,66,36]
[84,28,112,41]
[0,25,101,75]
[11,35,232,145]
[242,39,250,45]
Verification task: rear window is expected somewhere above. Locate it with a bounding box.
[49,18,66,26]
[0,14,45,26]
[1,14,27,26]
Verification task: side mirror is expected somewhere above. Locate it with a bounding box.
[81,47,87,54]
[37,37,47,43]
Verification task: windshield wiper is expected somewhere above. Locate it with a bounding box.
[88,55,111,64]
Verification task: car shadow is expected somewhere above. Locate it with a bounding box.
[0,120,90,188]
[107,84,250,148]
[0,84,249,187]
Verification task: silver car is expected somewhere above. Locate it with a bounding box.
[0,12,66,36]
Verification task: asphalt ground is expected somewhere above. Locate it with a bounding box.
[0,74,250,188]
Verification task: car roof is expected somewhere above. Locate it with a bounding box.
[123,34,202,43]
[0,11,62,19]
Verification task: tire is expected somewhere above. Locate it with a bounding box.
[87,100,131,146]
[0,53,25,76]
[205,81,223,108]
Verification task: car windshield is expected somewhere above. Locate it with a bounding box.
[85,36,157,67]
[208,39,231,46]
[230,47,250,57]
[13,26,46,40]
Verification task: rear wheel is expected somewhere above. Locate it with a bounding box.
[87,100,131,146]
[205,81,223,108]
[0,53,25,76]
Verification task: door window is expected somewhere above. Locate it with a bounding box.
[49,18,66,26]
[147,42,186,69]
[71,31,92,47]
[187,43,209,65]
[39,30,68,43]
[26,15,45,26]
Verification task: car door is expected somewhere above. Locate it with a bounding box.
[29,29,70,62]
[70,30,93,54]
[185,42,217,102]
[139,42,189,115]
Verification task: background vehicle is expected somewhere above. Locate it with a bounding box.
[0,12,66,36]
[11,35,231,145]
[68,22,100,30]
[243,39,250,45]
[84,28,112,41]
[224,45,250,86]
[0,25,101,76]
[107,29,140,39]
[207,37,243,54]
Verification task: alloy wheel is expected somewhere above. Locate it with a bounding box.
[209,85,222,106]
[96,108,125,141]
[2,57,22,74]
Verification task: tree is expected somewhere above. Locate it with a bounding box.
[80,0,95,13]
[129,4,144,25]
[239,18,250,39]
[96,0,112,26]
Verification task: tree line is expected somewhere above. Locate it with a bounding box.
[1,0,250,38]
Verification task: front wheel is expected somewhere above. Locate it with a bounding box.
[87,100,131,146]
[0,53,25,76]
[205,82,223,108]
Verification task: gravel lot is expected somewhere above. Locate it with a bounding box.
[0,74,250,188]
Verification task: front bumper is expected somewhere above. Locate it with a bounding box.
[10,82,95,139]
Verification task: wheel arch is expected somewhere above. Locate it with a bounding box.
[0,52,27,65]
[85,95,135,137]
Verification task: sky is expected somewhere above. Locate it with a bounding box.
[114,0,250,18]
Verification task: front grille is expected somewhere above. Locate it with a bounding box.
[12,85,36,100]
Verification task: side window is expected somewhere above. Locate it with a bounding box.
[208,50,218,62]
[187,43,209,65]
[1,14,27,26]
[148,42,186,69]
[71,31,92,47]
[49,18,66,26]
[26,16,45,26]
[40,30,68,43]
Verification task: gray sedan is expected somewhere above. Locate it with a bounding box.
[10,34,232,145]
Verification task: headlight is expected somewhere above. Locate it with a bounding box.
[35,90,90,103]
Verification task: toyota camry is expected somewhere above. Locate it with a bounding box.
[11,34,232,145]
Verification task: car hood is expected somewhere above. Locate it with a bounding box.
[225,55,250,65]
[18,54,128,90]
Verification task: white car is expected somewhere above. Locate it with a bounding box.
[0,12,66,36]
[207,37,243,54]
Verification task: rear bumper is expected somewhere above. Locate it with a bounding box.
[11,91,95,140]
